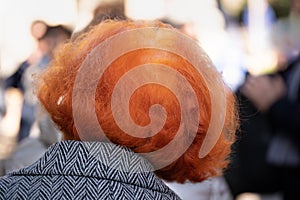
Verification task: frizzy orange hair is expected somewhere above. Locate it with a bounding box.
[37,20,238,183]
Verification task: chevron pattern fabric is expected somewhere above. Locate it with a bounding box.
[0,140,181,199]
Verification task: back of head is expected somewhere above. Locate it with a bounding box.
[40,25,72,41]
[39,25,72,55]
[93,1,126,22]
[73,1,127,38]
[37,20,238,183]
[30,20,48,40]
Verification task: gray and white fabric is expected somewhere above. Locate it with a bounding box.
[0,140,180,200]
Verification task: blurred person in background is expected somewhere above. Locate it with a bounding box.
[2,0,127,177]
[2,23,72,174]
[4,21,72,143]
[2,0,126,177]
[72,1,127,38]
[225,0,300,199]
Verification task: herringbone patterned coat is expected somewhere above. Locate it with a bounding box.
[0,140,181,199]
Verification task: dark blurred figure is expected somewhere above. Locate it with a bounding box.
[4,21,72,142]
[225,1,300,199]
[229,57,300,200]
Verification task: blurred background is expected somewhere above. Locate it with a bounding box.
[0,0,300,200]
[0,0,293,78]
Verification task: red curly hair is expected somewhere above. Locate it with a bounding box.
[37,20,238,183]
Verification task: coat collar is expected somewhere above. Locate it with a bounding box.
[10,140,171,193]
